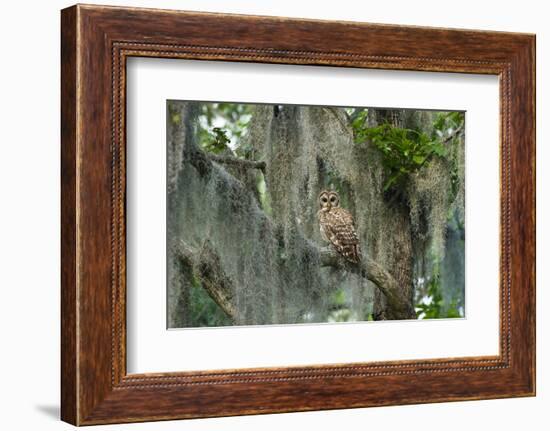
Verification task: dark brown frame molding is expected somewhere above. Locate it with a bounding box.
[61,4,536,425]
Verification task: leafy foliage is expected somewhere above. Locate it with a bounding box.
[432,111,464,139]
[198,102,252,155]
[415,275,463,319]
[359,123,446,191]
[201,127,231,154]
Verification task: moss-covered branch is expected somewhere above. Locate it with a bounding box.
[316,246,414,319]
[176,241,238,322]
[209,153,266,173]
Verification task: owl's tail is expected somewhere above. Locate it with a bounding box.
[341,243,361,264]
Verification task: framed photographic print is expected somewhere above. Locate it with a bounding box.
[61,4,535,425]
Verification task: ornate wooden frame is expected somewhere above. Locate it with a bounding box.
[61,4,536,425]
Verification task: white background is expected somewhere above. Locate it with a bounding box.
[127,59,500,373]
[0,0,546,430]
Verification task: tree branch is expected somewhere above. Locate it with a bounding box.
[322,107,353,135]
[209,153,266,173]
[315,244,413,318]
[176,241,238,322]
[443,123,464,144]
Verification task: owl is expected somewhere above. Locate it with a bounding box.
[317,190,361,264]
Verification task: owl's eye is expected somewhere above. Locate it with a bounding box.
[330,196,336,202]
[321,197,328,203]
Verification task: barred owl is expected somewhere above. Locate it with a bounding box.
[317,190,361,264]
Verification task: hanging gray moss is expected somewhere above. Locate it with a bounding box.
[168,102,329,326]
[408,157,452,261]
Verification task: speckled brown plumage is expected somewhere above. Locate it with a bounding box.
[318,190,360,263]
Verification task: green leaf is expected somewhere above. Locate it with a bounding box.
[383,175,399,191]
[432,144,447,157]
[350,114,464,192]
[413,155,426,165]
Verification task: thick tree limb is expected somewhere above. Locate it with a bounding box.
[176,241,238,322]
[322,107,353,135]
[316,245,414,317]
[209,153,266,173]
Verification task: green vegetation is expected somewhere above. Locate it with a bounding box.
[202,127,231,154]
[198,102,253,156]
[415,275,463,319]
[362,124,446,191]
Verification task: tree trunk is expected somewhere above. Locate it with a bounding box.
[368,109,416,320]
